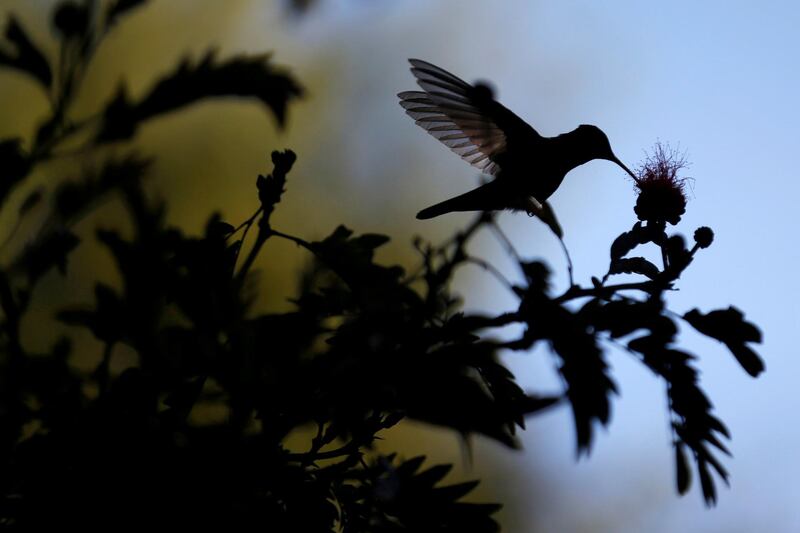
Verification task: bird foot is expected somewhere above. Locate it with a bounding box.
[524,196,544,217]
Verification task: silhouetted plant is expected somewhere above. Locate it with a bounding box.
[0,1,763,530]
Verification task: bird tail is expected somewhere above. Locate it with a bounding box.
[416,181,506,220]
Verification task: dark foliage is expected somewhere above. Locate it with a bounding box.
[0,16,52,89]
[96,51,303,142]
[0,1,764,530]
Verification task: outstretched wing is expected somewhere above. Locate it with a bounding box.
[398,59,537,176]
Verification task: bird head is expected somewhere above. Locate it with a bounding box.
[576,124,638,182]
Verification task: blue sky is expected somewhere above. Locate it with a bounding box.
[2,1,798,530]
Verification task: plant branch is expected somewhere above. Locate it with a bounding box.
[555,280,667,303]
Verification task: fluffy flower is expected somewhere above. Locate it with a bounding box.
[634,143,689,225]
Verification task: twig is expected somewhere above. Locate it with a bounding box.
[270,228,312,249]
[557,235,575,287]
[555,280,665,303]
[234,151,296,280]
[228,207,263,240]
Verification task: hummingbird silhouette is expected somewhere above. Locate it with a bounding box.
[398,59,638,221]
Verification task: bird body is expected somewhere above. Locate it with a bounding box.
[398,59,637,220]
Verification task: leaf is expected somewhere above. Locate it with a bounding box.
[96,51,303,142]
[520,293,616,454]
[632,331,732,506]
[18,188,43,217]
[308,225,415,307]
[725,343,765,379]
[205,217,235,239]
[683,307,764,377]
[380,411,405,429]
[394,455,425,478]
[608,256,660,280]
[365,340,526,448]
[0,137,31,207]
[698,460,717,506]
[413,464,452,487]
[664,234,691,277]
[433,480,480,502]
[13,229,80,283]
[685,307,761,344]
[699,445,730,483]
[0,15,52,88]
[707,417,731,440]
[675,443,691,495]
[352,233,390,251]
[52,155,151,223]
[559,338,616,454]
[608,221,665,261]
[94,85,138,142]
[518,394,561,415]
[358,455,502,532]
[588,299,676,341]
[609,222,643,261]
[57,283,125,343]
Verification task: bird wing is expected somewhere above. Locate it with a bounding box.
[398,58,538,176]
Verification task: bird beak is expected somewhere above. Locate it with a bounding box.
[610,155,639,183]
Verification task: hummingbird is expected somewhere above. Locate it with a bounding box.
[398,59,638,221]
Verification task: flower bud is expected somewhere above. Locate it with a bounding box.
[693,227,714,248]
[53,2,89,39]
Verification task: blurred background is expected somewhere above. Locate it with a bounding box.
[1,0,798,531]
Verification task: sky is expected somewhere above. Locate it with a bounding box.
[1,1,799,531]
[248,2,800,530]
